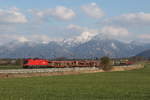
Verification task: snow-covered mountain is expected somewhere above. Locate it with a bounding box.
[0,35,150,59]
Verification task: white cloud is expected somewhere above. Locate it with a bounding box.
[137,34,150,43]
[105,12,150,26]
[0,34,63,45]
[50,6,76,20]
[101,26,129,37]
[81,2,105,19]
[138,34,150,39]
[67,24,85,32]
[0,8,28,24]
[28,9,46,18]
[27,34,52,44]
[29,6,76,21]
[66,24,98,43]
[17,36,29,43]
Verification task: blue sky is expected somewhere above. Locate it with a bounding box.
[1,0,149,15]
[0,0,150,44]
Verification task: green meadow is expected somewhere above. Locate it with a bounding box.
[0,65,22,70]
[0,63,149,100]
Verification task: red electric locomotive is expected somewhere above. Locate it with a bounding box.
[23,59,49,68]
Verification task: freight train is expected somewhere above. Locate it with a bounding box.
[23,58,101,68]
[112,59,134,66]
[23,58,134,68]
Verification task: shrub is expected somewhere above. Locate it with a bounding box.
[100,56,112,71]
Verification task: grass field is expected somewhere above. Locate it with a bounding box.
[0,65,22,70]
[0,64,149,100]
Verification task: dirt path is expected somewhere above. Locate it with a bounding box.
[111,64,144,71]
[0,64,144,78]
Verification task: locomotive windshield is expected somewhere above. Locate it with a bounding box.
[23,59,28,64]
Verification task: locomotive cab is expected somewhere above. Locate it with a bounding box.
[22,58,49,68]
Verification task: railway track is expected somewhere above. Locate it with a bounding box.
[0,67,99,74]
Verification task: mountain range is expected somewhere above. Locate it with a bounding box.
[136,49,150,58]
[0,35,150,59]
